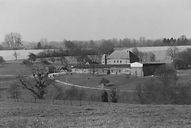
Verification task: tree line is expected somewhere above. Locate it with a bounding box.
[1,32,191,50]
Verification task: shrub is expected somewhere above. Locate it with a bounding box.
[170,83,191,104]
[41,59,50,65]
[28,53,37,62]
[136,78,172,104]
[22,59,32,66]
[100,78,110,87]
[78,89,86,106]
[154,64,177,86]
[0,56,5,64]
[65,87,78,105]
[55,87,65,100]
[136,78,191,104]
[101,90,108,102]
[110,88,118,103]
[0,45,3,50]
[50,57,55,63]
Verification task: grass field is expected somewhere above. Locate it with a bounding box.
[1,100,191,127]
[1,64,191,127]
[56,69,191,90]
[56,74,151,91]
[0,63,32,76]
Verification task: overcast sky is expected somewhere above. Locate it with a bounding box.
[0,0,191,42]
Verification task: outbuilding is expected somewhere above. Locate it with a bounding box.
[143,62,165,76]
[130,62,143,77]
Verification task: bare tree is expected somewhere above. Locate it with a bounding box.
[149,52,156,62]
[18,66,54,99]
[40,38,48,46]
[166,46,179,62]
[60,56,68,66]
[88,55,100,64]
[132,47,143,62]
[13,51,19,60]
[4,32,22,49]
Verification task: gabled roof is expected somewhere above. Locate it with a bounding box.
[107,50,130,59]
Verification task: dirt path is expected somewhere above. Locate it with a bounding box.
[55,79,136,92]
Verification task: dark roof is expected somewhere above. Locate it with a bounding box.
[143,62,166,65]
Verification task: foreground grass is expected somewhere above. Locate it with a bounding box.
[1,101,191,128]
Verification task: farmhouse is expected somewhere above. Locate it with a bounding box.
[102,50,139,65]
[53,48,167,77]
[100,49,168,77]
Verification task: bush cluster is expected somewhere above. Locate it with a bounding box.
[0,56,5,64]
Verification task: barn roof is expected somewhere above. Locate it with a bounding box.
[107,50,130,59]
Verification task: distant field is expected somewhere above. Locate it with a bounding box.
[0,49,43,61]
[117,45,191,62]
[1,45,191,61]
[1,100,191,127]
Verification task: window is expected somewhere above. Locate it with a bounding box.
[117,60,119,63]
[114,60,115,63]
[120,60,122,63]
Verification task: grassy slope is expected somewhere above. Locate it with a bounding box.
[0,63,32,76]
[0,63,33,98]
[56,74,151,91]
[0,101,191,127]
[56,69,191,91]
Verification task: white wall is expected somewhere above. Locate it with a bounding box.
[107,59,130,65]
[101,54,106,64]
[131,67,143,77]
